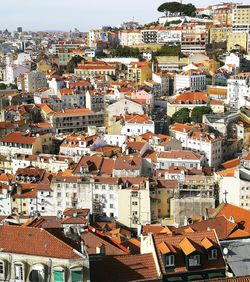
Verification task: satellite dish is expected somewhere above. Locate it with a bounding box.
[223,248,228,255]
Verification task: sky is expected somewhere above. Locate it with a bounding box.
[1,0,249,32]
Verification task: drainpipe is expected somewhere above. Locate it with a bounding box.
[48,259,52,282]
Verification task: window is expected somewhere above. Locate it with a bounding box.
[110,204,114,208]
[208,249,218,260]
[132,201,138,206]
[15,264,24,281]
[0,261,4,275]
[165,255,175,267]
[53,270,64,282]
[189,255,200,267]
[71,270,82,282]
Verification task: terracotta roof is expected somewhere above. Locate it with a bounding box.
[90,253,159,282]
[153,230,226,275]
[171,92,208,104]
[81,228,128,256]
[174,216,238,240]
[0,225,81,259]
[114,155,142,171]
[53,108,93,117]
[221,158,240,169]
[214,203,250,234]
[158,150,203,161]
[61,217,88,225]
[121,239,141,254]
[0,131,37,145]
[73,156,114,175]
[63,208,90,217]
[216,168,235,177]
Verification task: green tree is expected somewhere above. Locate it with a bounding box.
[191,106,212,123]
[158,2,196,17]
[0,83,7,90]
[172,108,190,123]
[156,44,181,56]
[111,46,141,58]
[8,83,17,90]
[66,55,84,73]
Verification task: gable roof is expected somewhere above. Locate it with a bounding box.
[0,225,82,259]
[90,253,159,282]
[153,230,226,275]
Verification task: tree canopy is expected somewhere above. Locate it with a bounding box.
[156,44,181,56]
[0,83,7,90]
[66,55,84,73]
[172,108,190,124]
[111,46,141,58]
[158,2,196,16]
[191,106,212,123]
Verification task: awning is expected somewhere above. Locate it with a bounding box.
[167,277,184,282]
[208,272,225,279]
[187,274,203,281]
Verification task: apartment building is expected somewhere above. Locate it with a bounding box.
[233,4,250,31]
[49,108,104,134]
[157,150,204,170]
[51,41,85,54]
[119,30,142,46]
[170,123,223,167]
[171,175,216,225]
[120,114,155,136]
[0,131,52,157]
[209,26,232,44]
[85,90,105,112]
[74,62,117,77]
[213,3,236,26]
[181,24,209,54]
[227,72,250,109]
[117,177,151,228]
[127,61,152,85]
[59,88,85,108]
[51,173,93,217]
[18,71,47,93]
[175,70,206,92]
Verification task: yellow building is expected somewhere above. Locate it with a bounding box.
[128,61,152,85]
[209,26,232,44]
[150,180,177,221]
[227,32,248,51]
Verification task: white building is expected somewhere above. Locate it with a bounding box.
[91,177,120,218]
[175,71,206,92]
[51,174,93,217]
[121,115,155,136]
[227,73,250,109]
[119,30,142,46]
[216,165,250,210]
[157,150,204,170]
[170,123,223,167]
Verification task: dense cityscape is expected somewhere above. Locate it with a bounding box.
[0,1,249,281]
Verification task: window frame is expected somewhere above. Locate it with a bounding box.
[188,254,201,267]
[208,249,218,260]
[165,254,175,267]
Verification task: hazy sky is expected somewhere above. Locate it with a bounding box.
[1,0,249,32]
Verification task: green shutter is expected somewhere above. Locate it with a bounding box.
[71,271,82,282]
[54,271,64,282]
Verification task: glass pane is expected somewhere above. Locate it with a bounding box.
[54,271,63,282]
[72,271,82,282]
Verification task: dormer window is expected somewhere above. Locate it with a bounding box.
[165,254,175,267]
[189,254,200,267]
[208,249,218,260]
